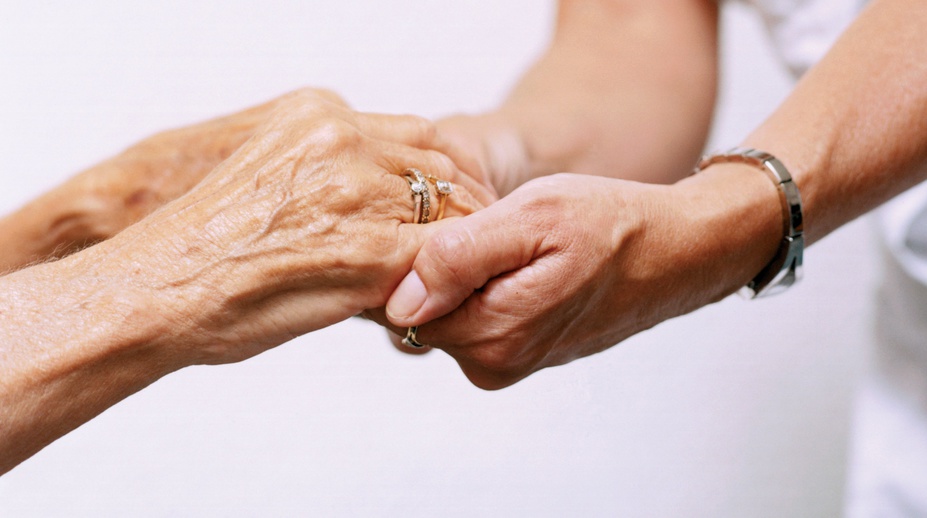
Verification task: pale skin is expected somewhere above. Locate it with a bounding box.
[382,0,927,389]
[0,89,492,474]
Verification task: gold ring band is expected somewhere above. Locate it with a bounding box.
[427,175,454,221]
[400,170,453,346]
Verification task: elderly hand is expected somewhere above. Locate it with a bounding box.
[381,167,783,389]
[0,89,494,471]
[435,114,530,197]
[97,89,493,366]
[0,89,490,273]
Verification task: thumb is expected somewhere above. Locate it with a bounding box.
[386,202,538,327]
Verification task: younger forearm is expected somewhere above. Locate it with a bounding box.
[743,0,927,244]
[447,0,719,195]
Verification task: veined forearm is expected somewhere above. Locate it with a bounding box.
[0,245,178,474]
[745,0,927,244]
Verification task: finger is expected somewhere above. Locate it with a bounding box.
[357,113,438,149]
[377,171,424,225]
[380,166,479,225]
[359,113,492,192]
[386,200,540,327]
[377,165,483,242]
[400,268,526,351]
[435,172,494,217]
[398,268,556,390]
[355,111,495,189]
[386,145,495,208]
[431,130,497,198]
[373,141,496,211]
[359,307,408,338]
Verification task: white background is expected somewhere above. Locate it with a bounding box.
[0,2,876,516]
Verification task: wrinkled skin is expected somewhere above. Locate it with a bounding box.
[0,88,496,472]
[111,89,494,365]
[380,170,781,389]
[0,97,280,271]
[0,89,494,272]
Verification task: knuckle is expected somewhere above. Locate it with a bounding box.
[279,88,319,108]
[290,86,317,99]
[425,151,457,178]
[511,191,567,235]
[312,88,348,107]
[407,115,437,143]
[308,118,362,149]
[422,228,480,288]
[284,87,341,105]
[277,89,345,121]
[425,227,468,259]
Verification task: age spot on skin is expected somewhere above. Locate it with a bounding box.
[125,189,154,208]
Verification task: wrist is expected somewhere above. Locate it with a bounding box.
[58,243,192,373]
[693,148,804,297]
[0,245,186,472]
[671,161,785,298]
[83,216,224,368]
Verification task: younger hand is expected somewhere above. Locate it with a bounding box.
[383,169,782,389]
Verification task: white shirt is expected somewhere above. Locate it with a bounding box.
[735,2,927,516]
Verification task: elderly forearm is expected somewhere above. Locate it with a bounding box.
[743,0,927,244]
[0,241,182,474]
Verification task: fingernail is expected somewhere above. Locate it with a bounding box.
[387,271,428,321]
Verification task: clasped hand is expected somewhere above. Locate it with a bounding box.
[18,88,495,367]
[10,88,772,391]
[379,167,781,390]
